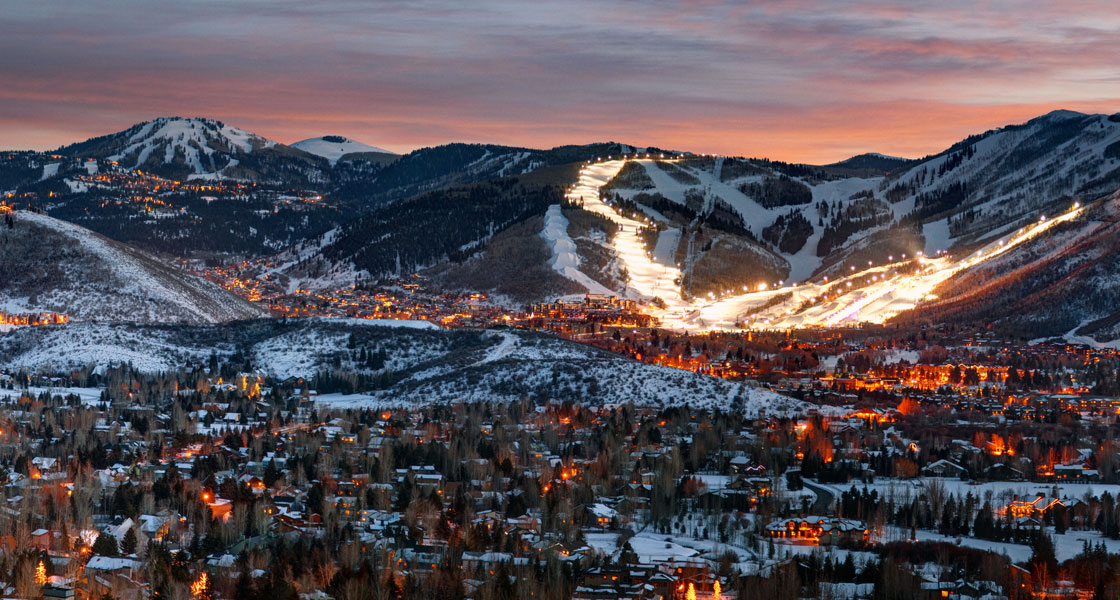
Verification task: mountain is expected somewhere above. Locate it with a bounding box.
[827,152,910,172]
[892,191,1120,346]
[327,141,641,205]
[536,110,1120,302]
[3,120,646,261]
[268,144,652,290]
[12,110,1120,330]
[0,317,817,414]
[54,116,342,184]
[0,210,265,323]
[271,165,575,291]
[290,135,397,165]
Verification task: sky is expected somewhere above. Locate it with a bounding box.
[1,1,1119,163]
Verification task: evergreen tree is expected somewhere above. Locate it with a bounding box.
[92,532,119,556]
[121,527,138,555]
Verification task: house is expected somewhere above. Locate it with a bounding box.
[920,578,1004,600]
[31,528,52,550]
[1002,494,1065,519]
[586,503,618,528]
[764,516,868,546]
[1053,463,1100,482]
[983,463,1024,480]
[923,459,967,478]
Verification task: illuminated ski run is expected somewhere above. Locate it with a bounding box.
[564,159,1085,332]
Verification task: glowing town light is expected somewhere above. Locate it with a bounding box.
[35,560,46,585]
[191,572,210,599]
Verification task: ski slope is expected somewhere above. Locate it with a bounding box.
[564,160,1088,331]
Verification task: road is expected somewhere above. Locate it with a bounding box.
[801,478,836,515]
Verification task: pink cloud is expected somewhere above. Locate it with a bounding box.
[0,1,1117,163]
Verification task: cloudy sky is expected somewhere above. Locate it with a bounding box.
[2,1,1119,162]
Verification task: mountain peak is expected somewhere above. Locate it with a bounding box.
[290,135,396,164]
[117,116,276,156]
[1040,109,1087,121]
[826,152,910,171]
[56,117,293,181]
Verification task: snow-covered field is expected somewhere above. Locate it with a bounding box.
[0,318,446,377]
[0,385,105,405]
[809,477,1120,506]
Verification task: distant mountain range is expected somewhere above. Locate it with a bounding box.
[3,109,1120,343]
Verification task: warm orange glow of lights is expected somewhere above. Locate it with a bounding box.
[191,572,209,598]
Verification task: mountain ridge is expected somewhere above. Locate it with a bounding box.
[0,209,266,324]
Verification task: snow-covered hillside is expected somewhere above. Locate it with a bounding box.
[55,116,333,183]
[593,111,1120,294]
[893,192,1120,345]
[542,111,1120,329]
[0,210,265,323]
[290,136,395,164]
[0,319,817,415]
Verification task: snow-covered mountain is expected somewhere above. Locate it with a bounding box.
[555,110,1120,304]
[290,135,396,164]
[893,191,1120,346]
[827,152,910,172]
[14,110,1120,333]
[0,210,266,323]
[56,116,333,183]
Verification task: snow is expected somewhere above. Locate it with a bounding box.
[0,318,436,377]
[923,218,952,254]
[0,386,105,405]
[652,227,682,267]
[474,331,516,365]
[540,204,617,296]
[570,162,684,303]
[39,162,60,181]
[84,160,98,175]
[13,210,264,323]
[108,117,275,177]
[290,136,394,165]
[1054,318,1120,350]
[64,179,89,193]
[661,200,1085,330]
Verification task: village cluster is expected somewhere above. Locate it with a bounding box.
[2,337,1120,600]
[3,154,327,219]
[194,266,658,333]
